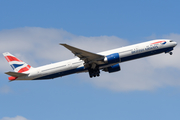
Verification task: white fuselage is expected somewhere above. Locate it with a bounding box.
[17,39,177,80]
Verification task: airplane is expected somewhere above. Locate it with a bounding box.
[3,39,177,81]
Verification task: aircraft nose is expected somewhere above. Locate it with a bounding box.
[174,41,178,46]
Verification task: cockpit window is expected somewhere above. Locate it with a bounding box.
[170,40,173,42]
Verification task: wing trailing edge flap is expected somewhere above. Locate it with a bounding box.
[60,44,105,65]
[5,71,29,77]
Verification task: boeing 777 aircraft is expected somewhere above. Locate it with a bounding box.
[3,39,177,81]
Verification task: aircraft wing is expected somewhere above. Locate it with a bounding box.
[60,44,104,64]
[5,71,29,77]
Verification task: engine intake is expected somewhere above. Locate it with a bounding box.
[104,53,120,64]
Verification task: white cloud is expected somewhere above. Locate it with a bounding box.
[0,27,180,91]
[0,27,128,67]
[0,116,28,120]
[79,59,178,91]
[0,85,12,94]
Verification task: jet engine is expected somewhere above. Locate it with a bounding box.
[103,64,121,73]
[104,53,120,64]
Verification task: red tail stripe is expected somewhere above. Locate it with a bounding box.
[5,56,23,62]
[18,65,31,73]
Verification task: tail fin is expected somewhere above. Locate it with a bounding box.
[3,52,32,73]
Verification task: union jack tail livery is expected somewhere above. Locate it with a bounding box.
[3,52,33,81]
[3,52,32,73]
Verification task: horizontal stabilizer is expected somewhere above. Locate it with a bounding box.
[5,71,29,77]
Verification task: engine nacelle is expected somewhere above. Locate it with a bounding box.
[104,53,120,64]
[103,64,121,73]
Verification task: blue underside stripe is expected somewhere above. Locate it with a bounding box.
[121,47,173,62]
[34,66,86,80]
[33,47,173,80]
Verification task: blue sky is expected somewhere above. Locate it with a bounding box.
[0,0,180,120]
